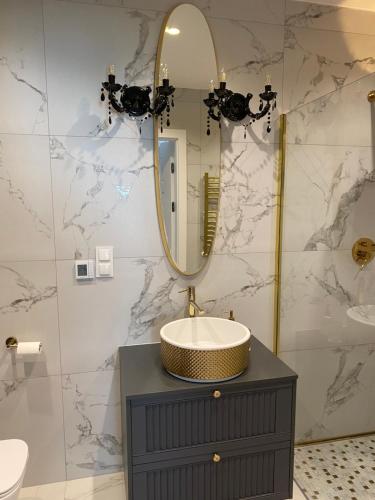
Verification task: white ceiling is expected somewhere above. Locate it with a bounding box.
[295,0,375,11]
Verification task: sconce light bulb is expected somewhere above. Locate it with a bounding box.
[209,79,215,93]
[265,73,271,86]
[163,64,169,80]
[219,68,226,83]
[108,64,115,76]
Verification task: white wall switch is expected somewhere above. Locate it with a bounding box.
[96,246,114,278]
[75,260,95,280]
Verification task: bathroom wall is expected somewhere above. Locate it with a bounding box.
[279,2,375,444]
[0,0,374,487]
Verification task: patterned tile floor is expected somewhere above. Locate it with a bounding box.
[294,434,375,500]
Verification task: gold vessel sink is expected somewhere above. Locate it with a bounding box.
[160,317,251,383]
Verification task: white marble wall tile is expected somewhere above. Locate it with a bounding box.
[0,0,48,134]
[0,134,55,261]
[0,375,66,486]
[57,251,274,374]
[57,257,185,374]
[280,250,375,353]
[214,142,277,254]
[283,144,375,252]
[62,371,122,480]
[286,1,375,36]
[44,0,163,138]
[50,136,162,260]
[122,0,285,25]
[284,25,375,112]
[194,252,275,349]
[0,261,60,380]
[280,344,375,442]
[209,18,284,144]
[286,71,375,146]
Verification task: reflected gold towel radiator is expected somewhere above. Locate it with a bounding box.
[202,173,220,256]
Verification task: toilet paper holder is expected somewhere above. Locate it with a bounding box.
[5,337,19,349]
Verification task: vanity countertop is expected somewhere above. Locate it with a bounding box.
[119,335,297,399]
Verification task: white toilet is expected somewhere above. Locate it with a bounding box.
[0,440,28,500]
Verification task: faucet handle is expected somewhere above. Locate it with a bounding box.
[224,310,235,321]
[178,286,195,298]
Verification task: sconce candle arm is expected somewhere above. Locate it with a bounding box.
[247,100,271,120]
[100,73,175,129]
[203,81,278,135]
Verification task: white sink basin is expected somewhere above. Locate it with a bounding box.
[347,305,375,327]
[160,317,251,383]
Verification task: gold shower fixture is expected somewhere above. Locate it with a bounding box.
[352,237,375,268]
[368,90,375,102]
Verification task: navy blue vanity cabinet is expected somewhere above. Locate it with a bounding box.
[119,336,297,500]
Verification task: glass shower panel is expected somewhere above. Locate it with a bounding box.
[279,72,375,443]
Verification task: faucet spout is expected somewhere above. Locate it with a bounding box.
[179,286,205,318]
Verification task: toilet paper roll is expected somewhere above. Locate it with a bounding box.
[16,342,42,355]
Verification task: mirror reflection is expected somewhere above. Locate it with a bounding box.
[155,4,220,275]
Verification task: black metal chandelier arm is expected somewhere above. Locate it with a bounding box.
[108,94,125,113]
[247,101,271,120]
[207,108,221,121]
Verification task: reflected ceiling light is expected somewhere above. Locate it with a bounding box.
[165,26,180,35]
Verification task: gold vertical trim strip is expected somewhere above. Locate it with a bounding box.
[273,114,287,355]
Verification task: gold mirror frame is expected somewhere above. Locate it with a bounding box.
[153,3,221,277]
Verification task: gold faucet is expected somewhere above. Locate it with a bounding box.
[352,238,375,269]
[179,286,205,318]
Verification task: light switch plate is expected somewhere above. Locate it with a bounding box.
[96,246,114,278]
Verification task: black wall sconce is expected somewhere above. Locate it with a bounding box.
[100,65,175,133]
[204,70,277,138]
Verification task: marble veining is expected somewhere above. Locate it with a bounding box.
[283,144,375,252]
[225,20,284,77]
[215,143,277,254]
[324,346,373,415]
[286,3,337,28]
[63,372,122,479]
[0,265,56,314]
[121,259,180,343]
[50,136,160,259]
[0,379,23,402]
[281,343,375,442]
[284,26,375,111]
[0,56,47,133]
[0,139,52,240]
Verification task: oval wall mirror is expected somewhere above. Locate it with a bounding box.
[154,3,220,276]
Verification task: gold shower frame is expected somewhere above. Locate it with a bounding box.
[274,114,375,446]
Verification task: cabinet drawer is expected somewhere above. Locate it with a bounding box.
[131,442,291,500]
[131,384,293,457]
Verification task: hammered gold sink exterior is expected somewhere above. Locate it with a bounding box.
[160,317,251,383]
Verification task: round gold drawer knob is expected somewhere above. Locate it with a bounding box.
[213,390,221,399]
[212,453,221,463]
